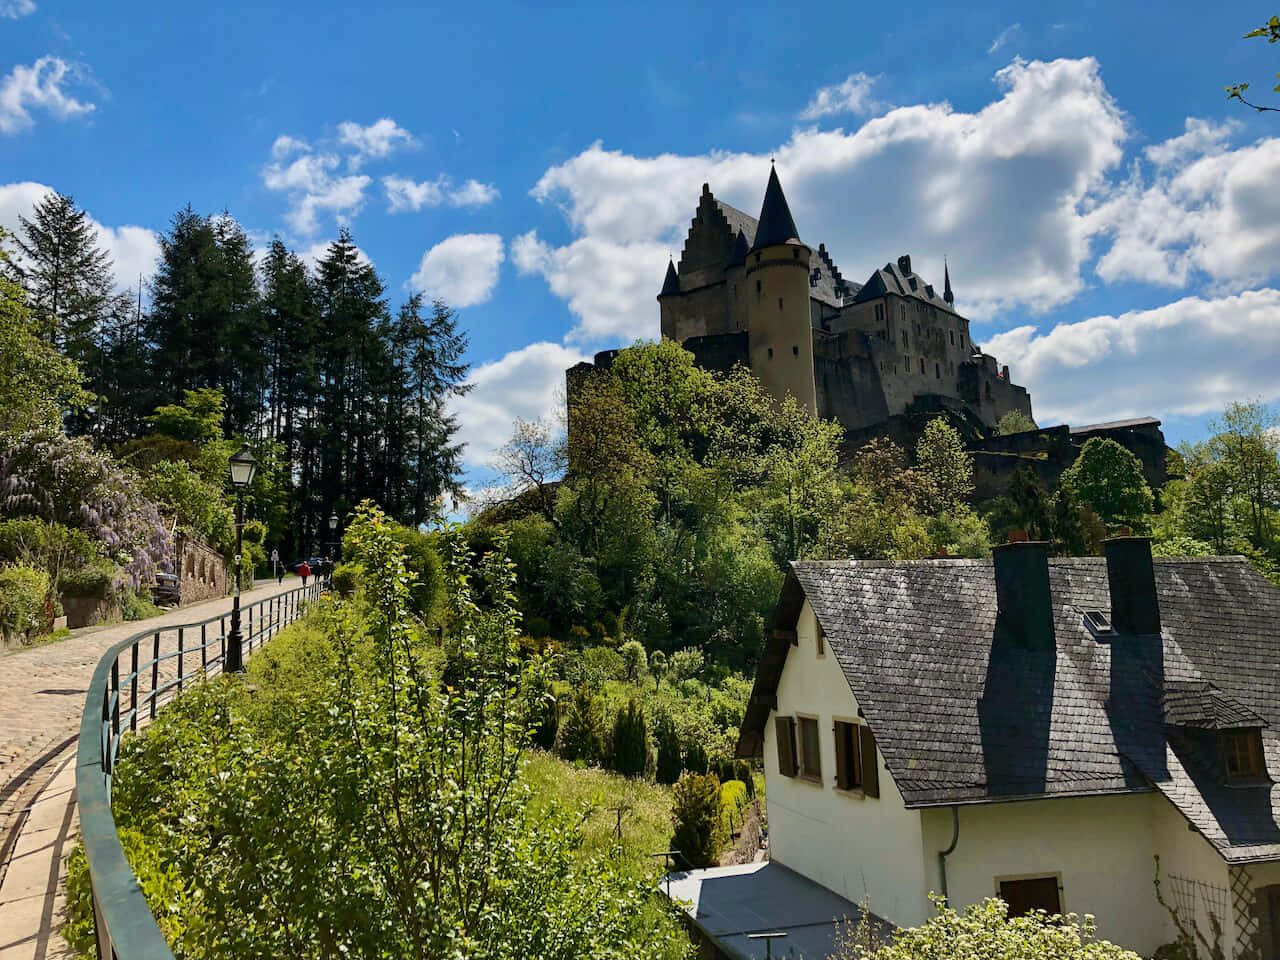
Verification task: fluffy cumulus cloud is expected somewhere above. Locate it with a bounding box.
[452,341,587,469]
[1090,119,1280,289]
[0,0,36,18]
[0,56,96,134]
[383,175,499,212]
[262,150,371,235]
[337,118,417,168]
[986,289,1280,425]
[521,57,1130,342]
[270,134,309,159]
[0,181,161,288]
[409,233,504,307]
[798,72,881,120]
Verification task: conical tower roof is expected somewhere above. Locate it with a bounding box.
[750,165,802,251]
[659,258,680,296]
[727,228,750,267]
[943,259,954,305]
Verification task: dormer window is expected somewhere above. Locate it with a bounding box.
[1224,729,1266,781]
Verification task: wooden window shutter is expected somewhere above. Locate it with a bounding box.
[859,724,880,798]
[776,716,797,777]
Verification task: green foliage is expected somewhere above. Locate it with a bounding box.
[58,559,122,600]
[669,647,704,682]
[1226,16,1280,112]
[719,779,748,835]
[121,586,163,621]
[734,760,755,797]
[330,561,359,597]
[995,410,1038,435]
[140,460,235,552]
[684,740,709,776]
[926,507,991,558]
[612,700,648,777]
[0,517,97,589]
[670,772,723,869]
[834,896,1140,960]
[147,388,226,445]
[914,418,974,514]
[1062,438,1154,529]
[0,564,50,640]
[620,638,647,681]
[557,686,605,764]
[654,708,683,785]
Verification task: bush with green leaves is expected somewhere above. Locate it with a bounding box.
[58,559,123,600]
[619,638,647,681]
[0,564,50,640]
[684,739,709,776]
[556,686,605,765]
[329,561,360,598]
[0,517,97,586]
[719,779,748,835]
[670,772,723,869]
[669,647,704,682]
[65,501,689,959]
[734,760,755,797]
[611,699,648,777]
[832,896,1139,960]
[653,708,683,785]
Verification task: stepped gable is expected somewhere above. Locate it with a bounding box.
[815,242,861,305]
[750,165,803,250]
[676,184,759,280]
[727,228,751,267]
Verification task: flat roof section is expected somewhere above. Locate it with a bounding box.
[663,861,893,959]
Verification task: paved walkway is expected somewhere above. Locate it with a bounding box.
[0,580,300,960]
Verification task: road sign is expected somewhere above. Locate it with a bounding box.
[271,549,279,562]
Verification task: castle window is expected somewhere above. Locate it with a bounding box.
[875,303,884,324]
[935,362,941,379]
[903,354,909,370]
[778,297,784,310]
[793,345,799,356]
[950,330,955,346]
[793,248,800,259]
[767,347,774,359]
[901,330,908,347]
[756,280,762,296]
[901,306,906,323]
[919,358,925,374]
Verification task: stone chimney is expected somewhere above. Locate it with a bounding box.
[993,540,1054,648]
[1104,537,1161,636]
[897,254,912,276]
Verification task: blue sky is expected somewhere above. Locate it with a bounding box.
[3,1,1279,492]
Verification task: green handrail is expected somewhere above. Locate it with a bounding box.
[75,581,322,959]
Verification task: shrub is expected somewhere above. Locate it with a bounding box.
[611,699,647,777]
[525,615,553,638]
[619,639,647,681]
[386,522,445,620]
[59,559,123,600]
[717,760,735,783]
[684,739,709,775]
[670,772,723,869]
[734,760,755,797]
[121,587,162,621]
[581,645,625,684]
[653,709,683,785]
[0,564,50,640]
[720,779,748,835]
[555,687,603,764]
[669,647,704,682]
[330,561,360,598]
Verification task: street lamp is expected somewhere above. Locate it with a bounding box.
[225,445,257,673]
[327,513,339,585]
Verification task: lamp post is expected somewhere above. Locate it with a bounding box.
[327,513,338,586]
[225,445,257,673]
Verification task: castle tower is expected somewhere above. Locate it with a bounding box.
[744,165,817,415]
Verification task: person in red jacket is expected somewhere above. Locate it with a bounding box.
[298,560,311,586]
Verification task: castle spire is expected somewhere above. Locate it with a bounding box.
[943,258,954,305]
[659,257,680,296]
[750,165,802,251]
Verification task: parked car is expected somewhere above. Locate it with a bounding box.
[151,572,180,606]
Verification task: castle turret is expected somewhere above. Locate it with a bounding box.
[744,165,817,415]
[943,259,954,306]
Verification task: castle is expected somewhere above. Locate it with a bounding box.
[568,166,1166,498]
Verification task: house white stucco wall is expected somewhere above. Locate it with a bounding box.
[765,600,931,925]
[760,598,1264,958]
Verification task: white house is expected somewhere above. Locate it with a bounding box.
[732,537,1280,959]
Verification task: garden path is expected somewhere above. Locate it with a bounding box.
[0,579,299,960]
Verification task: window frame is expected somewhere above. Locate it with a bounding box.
[775,715,798,778]
[795,713,823,783]
[833,717,862,792]
[815,621,826,658]
[995,873,1064,918]
[1224,728,1266,781]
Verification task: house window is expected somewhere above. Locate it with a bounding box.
[767,347,774,359]
[798,715,822,781]
[875,303,884,323]
[1225,729,1266,780]
[833,720,880,796]
[816,622,825,657]
[775,716,798,777]
[999,876,1062,917]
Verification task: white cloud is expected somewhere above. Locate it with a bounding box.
[985,289,1280,425]
[261,151,371,235]
[522,57,1128,342]
[0,56,95,134]
[799,73,881,120]
[452,341,588,468]
[1090,119,1280,289]
[0,181,160,290]
[383,174,499,212]
[988,23,1021,54]
[0,0,36,18]
[337,118,416,168]
[409,233,504,307]
[270,134,308,159]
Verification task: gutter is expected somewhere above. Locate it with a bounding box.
[937,805,960,903]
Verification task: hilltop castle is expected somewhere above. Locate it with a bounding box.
[568,167,1166,498]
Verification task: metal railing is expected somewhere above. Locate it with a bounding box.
[75,580,323,959]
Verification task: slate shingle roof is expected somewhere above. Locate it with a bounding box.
[850,260,958,315]
[737,556,1280,863]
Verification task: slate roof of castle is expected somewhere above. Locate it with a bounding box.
[737,556,1280,863]
[751,166,803,250]
[849,258,959,316]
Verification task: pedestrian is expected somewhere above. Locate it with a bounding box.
[276,562,284,585]
[298,560,311,587]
